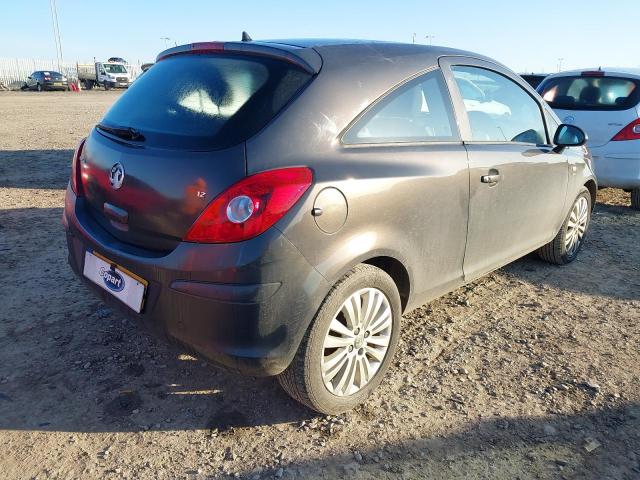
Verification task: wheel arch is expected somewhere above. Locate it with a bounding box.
[361,255,411,312]
[584,179,597,210]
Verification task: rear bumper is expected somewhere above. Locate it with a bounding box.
[63,186,329,376]
[590,144,640,189]
[43,81,68,91]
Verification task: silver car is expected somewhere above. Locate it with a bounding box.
[64,39,595,414]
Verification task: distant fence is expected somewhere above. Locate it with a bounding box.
[0,58,143,89]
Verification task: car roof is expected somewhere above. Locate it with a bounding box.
[158,38,502,78]
[257,38,480,58]
[544,68,640,80]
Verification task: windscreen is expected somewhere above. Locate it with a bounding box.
[100,54,312,150]
[539,75,640,111]
[104,64,127,74]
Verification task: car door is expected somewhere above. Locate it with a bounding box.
[337,68,470,302]
[27,72,37,89]
[439,57,568,281]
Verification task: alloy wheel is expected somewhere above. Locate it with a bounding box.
[565,196,589,256]
[321,287,393,396]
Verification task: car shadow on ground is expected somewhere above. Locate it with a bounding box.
[0,149,74,189]
[233,402,640,479]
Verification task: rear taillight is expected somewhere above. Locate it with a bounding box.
[184,167,313,243]
[611,118,640,141]
[70,138,86,196]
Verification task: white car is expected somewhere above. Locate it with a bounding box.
[538,68,640,209]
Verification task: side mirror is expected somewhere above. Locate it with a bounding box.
[554,124,587,150]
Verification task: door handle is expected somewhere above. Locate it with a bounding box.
[481,174,502,184]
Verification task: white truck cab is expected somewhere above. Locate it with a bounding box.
[78,61,132,90]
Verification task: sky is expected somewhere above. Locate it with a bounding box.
[2,0,639,73]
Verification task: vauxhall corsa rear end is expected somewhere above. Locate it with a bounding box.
[65,40,595,414]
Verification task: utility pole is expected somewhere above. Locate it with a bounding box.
[49,0,63,71]
[557,57,564,72]
[425,34,435,46]
[161,37,174,49]
[412,33,416,44]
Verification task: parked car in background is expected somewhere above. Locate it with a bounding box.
[521,73,547,89]
[539,68,640,209]
[135,63,154,80]
[77,61,132,90]
[24,71,68,91]
[107,57,127,64]
[64,40,595,414]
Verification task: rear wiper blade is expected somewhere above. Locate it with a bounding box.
[97,123,145,141]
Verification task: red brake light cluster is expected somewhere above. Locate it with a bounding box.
[157,42,224,61]
[70,137,86,196]
[581,70,605,77]
[184,167,313,243]
[612,118,640,141]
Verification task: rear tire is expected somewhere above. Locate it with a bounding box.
[631,188,640,210]
[278,264,402,415]
[538,187,591,265]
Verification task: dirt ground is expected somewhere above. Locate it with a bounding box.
[0,91,638,480]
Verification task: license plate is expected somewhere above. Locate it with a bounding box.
[54,82,62,86]
[83,251,147,313]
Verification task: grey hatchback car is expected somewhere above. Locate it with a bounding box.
[64,39,596,414]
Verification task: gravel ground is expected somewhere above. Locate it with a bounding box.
[0,91,638,480]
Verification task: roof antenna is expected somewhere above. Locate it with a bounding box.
[242,31,252,42]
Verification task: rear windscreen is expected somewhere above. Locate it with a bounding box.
[539,75,640,111]
[100,54,312,149]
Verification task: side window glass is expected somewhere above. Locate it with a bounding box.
[343,70,458,144]
[452,66,547,144]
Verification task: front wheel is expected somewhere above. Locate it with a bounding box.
[631,188,640,210]
[538,187,591,265]
[278,264,402,414]
[36,83,42,92]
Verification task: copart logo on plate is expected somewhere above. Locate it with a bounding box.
[100,267,125,292]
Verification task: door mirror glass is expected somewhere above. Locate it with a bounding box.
[554,124,587,147]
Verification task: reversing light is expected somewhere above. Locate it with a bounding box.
[226,195,255,223]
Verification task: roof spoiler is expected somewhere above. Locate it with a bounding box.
[156,41,322,74]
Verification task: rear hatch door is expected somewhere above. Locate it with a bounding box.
[80,50,314,251]
[539,73,640,147]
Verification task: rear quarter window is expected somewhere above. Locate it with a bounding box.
[100,54,312,150]
[539,75,640,111]
[342,69,459,144]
